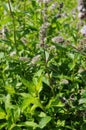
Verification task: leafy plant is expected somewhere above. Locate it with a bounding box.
[0,0,86,129]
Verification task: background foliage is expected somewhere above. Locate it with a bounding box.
[0,0,86,129]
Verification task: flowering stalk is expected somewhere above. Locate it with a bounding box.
[39,0,55,96]
[78,0,86,19]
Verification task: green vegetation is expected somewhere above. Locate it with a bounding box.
[0,0,86,129]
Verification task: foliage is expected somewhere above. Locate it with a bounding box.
[0,0,86,129]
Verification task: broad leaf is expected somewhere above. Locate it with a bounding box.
[39,116,51,129]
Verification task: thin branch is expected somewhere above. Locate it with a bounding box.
[23,0,26,30]
[8,0,17,47]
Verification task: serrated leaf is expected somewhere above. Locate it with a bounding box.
[35,76,42,93]
[33,70,43,94]
[20,94,35,111]
[34,69,43,77]
[21,78,35,94]
[20,93,43,113]
[30,99,43,113]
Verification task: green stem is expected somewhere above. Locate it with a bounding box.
[23,0,26,30]
[44,49,55,96]
[8,0,17,48]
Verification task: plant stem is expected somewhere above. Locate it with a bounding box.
[23,0,26,30]
[43,2,55,96]
[8,0,17,48]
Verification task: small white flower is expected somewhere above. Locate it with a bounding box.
[78,12,85,19]
[10,51,16,56]
[80,25,86,36]
[52,36,64,43]
[50,2,58,10]
[78,5,83,11]
[61,79,69,85]
[82,8,86,12]
[31,55,40,64]
[36,0,51,3]
[78,68,85,73]
[19,57,29,61]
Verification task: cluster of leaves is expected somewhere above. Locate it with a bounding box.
[0,0,86,129]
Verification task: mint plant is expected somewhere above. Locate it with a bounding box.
[0,0,86,129]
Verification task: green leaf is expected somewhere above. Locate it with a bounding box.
[20,93,35,111]
[39,112,46,118]
[30,99,43,113]
[81,123,86,130]
[2,2,9,12]
[0,123,7,129]
[39,116,51,129]
[46,96,64,109]
[18,121,39,129]
[0,107,6,119]
[21,78,35,94]
[34,76,42,93]
[33,70,43,94]
[20,93,43,113]
[0,52,4,59]
[5,85,15,95]
[79,98,86,104]
[57,119,65,127]
[68,62,75,70]
[42,75,50,86]
[4,94,12,114]
[13,106,20,122]
[34,69,43,77]
[11,126,22,130]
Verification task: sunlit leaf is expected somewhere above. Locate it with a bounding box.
[33,69,43,94]
[0,123,7,129]
[79,98,86,104]
[21,78,35,94]
[4,94,12,114]
[39,116,51,129]
[5,85,15,95]
[42,75,50,86]
[0,52,4,59]
[20,93,35,111]
[0,107,6,119]
[18,121,39,129]
[34,76,42,94]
